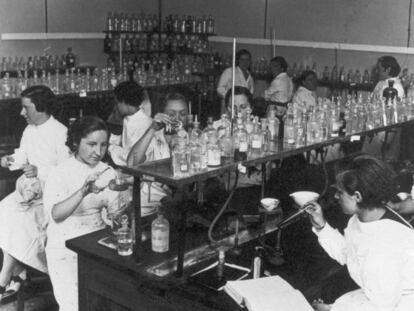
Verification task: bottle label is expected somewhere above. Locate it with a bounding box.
[152,229,169,253]
[239,141,248,152]
[252,139,261,149]
[180,162,188,172]
[208,149,221,166]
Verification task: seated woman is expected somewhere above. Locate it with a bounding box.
[213,86,253,131]
[0,85,69,299]
[292,70,317,111]
[43,116,123,311]
[307,155,414,311]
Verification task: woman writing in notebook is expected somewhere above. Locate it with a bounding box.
[306,155,414,311]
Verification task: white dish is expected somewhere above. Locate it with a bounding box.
[289,191,319,207]
[260,198,280,211]
[397,192,410,200]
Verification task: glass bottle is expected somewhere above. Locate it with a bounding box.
[250,120,263,156]
[216,114,231,138]
[172,138,189,177]
[219,127,234,159]
[151,213,170,253]
[260,119,271,152]
[202,116,217,142]
[189,140,202,174]
[1,73,11,99]
[207,135,221,167]
[117,215,133,256]
[65,47,76,69]
[284,106,295,144]
[233,118,248,161]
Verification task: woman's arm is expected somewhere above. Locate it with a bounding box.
[126,113,171,167]
[51,174,98,223]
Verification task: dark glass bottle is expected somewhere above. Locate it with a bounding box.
[382,80,398,104]
[104,34,112,53]
[338,111,346,137]
[65,48,76,69]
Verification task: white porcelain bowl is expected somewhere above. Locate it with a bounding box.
[289,191,319,207]
[260,198,280,211]
[397,192,410,200]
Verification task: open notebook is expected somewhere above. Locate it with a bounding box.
[224,275,313,311]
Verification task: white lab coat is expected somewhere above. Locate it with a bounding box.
[263,72,294,103]
[43,157,120,311]
[108,110,170,212]
[0,116,69,273]
[314,215,414,311]
[292,86,316,111]
[217,66,254,98]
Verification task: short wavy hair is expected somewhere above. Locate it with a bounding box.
[335,155,396,209]
[113,81,146,107]
[66,116,108,153]
[21,85,55,114]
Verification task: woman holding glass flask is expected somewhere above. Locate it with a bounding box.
[43,116,125,311]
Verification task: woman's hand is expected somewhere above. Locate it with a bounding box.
[23,164,38,178]
[312,299,332,311]
[81,173,103,196]
[305,201,326,230]
[1,155,13,168]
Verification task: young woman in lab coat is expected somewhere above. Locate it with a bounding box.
[43,116,122,311]
[307,155,414,311]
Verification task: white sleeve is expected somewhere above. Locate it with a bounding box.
[11,127,29,166]
[248,75,255,95]
[313,223,347,265]
[263,78,280,101]
[217,68,231,98]
[108,145,128,166]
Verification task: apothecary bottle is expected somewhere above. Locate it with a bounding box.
[151,213,169,253]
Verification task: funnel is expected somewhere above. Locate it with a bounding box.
[289,191,319,207]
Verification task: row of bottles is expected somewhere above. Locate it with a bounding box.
[0,48,77,72]
[0,65,200,99]
[106,11,215,34]
[163,14,215,34]
[286,92,414,147]
[169,92,414,177]
[116,212,170,256]
[104,33,211,54]
[171,110,280,178]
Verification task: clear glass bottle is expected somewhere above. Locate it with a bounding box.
[172,138,189,177]
[151,213,169,253]
[189,140,202,174]
[216,114,231,138]
[117,215,133,256]
[284,106,296,144]
[207,135,221,167]
[260,119,271,152]
[202,116,217,142]
[219,127,234,159]
[233,118,249,161]
[250,120,263,156]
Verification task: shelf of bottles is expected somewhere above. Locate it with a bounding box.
[168,92,414,179]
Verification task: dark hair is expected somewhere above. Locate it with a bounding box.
[378,56,401,77]
[270,56,288,72]
[113,81,146,107]
[21,85,55,114]
[160,90,188,112]
[299,70,317,86]
[236,49,251,66]
[335,155,396,209]
[66,116,108,153]
[224,86,253,106]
